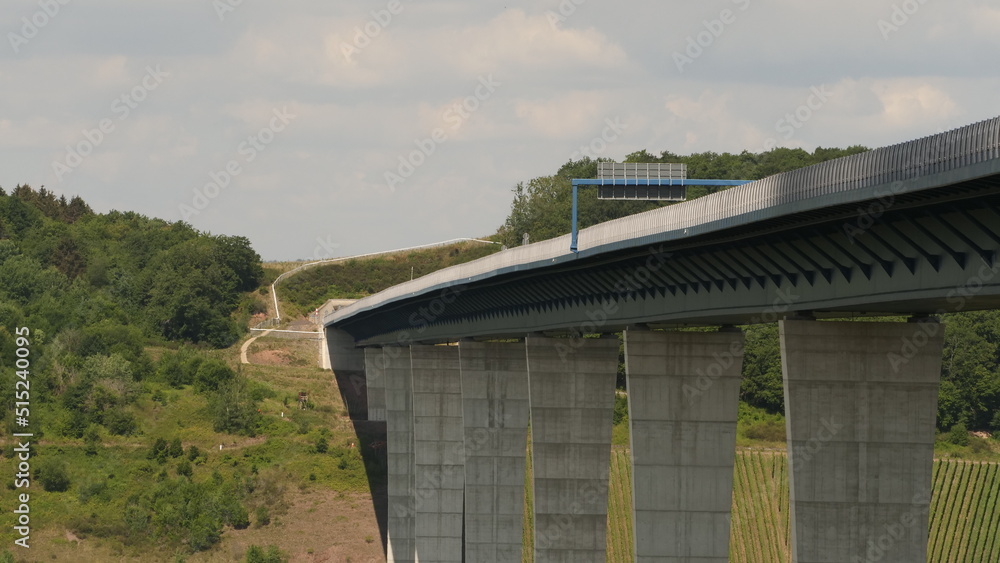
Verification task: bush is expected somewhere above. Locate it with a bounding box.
[176,460,193,478]
[196,359,235,392]
[187,445,201,461]
[105,408,138,436]
[255,505,271,527]
[148,438,169,463]
[744,420,786,443]
[315,437,328,454]
[245,545,285,563]
[948,423,970,446]
[168,438,184,458]
[187,514,221,551]
[83,425,101,456]
[78,478,108,503]
[35,458,71,492]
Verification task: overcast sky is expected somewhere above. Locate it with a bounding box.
[2,0,998,261]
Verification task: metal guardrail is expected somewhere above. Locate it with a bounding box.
[325,116,1000,327]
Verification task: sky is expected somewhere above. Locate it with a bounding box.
[2,0,998,261]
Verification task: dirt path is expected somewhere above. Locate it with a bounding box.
[241,329,275,364]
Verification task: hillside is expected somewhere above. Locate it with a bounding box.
[275,240,502,315]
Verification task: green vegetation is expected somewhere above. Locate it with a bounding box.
[0,186,380,559]
[277,240,502,313]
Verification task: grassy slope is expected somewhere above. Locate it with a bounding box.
[0,340,381,562]
[273,241,502,316]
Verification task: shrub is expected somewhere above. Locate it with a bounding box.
[315,437,328,454]
[195,358,235,393]
[168,438,184,458]
[105,408,138,436]
[83,425,101,456]
[187,445,201,461]
[148,438,169,463]
[176,460,193,478]
[948,423,970,446]
[744,420,786,443]
[35,458,71,492]
[246,545,285,563]
[255,505,271,527]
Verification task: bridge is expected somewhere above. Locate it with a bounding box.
[324,116,1000,562]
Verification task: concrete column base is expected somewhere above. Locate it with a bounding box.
[624,329,744,562]
[526,335,618,563]
[780,320,943,563]
[459,341,530,563]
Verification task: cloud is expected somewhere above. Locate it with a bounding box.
[873,80,961,127]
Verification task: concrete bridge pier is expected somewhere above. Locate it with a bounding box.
[624,328,744,562]
[383,345,416,563]
[780,319,943,563]
[459,340,530,563]
[364,347,387,422]
[410,345,466,563]
[525,334,619,563]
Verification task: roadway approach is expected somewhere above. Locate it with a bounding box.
[324,115,1000,563]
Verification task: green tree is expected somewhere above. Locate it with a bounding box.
[740,324,785,413]
[195,358,235,393]
[211,376,261,436]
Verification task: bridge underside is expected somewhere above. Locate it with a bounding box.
[336,176,1000,346]
[325,120,1000,562]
